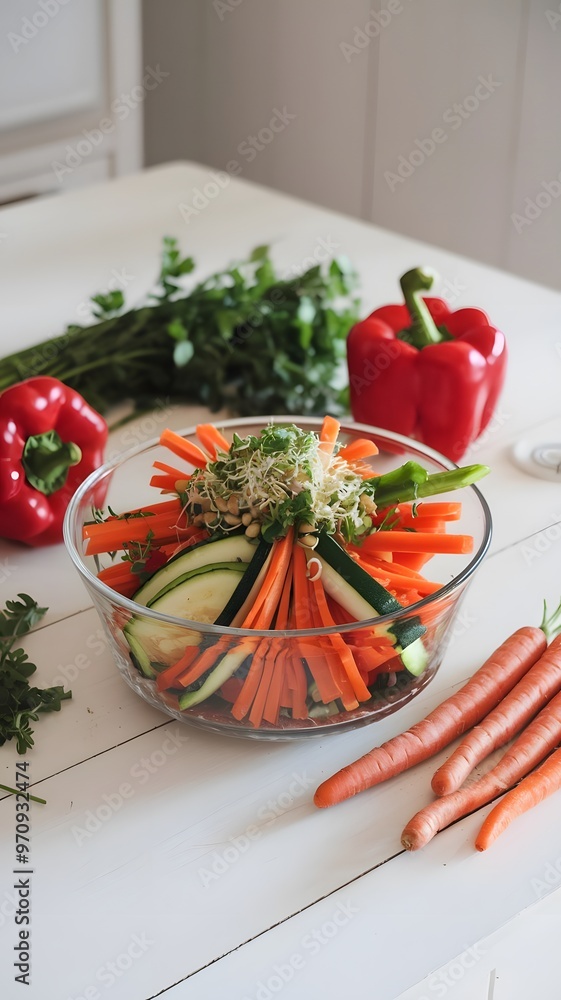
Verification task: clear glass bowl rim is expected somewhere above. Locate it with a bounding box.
[63,415,492,639]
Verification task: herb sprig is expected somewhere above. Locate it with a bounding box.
[0,240,359,418]
[0,594,72,755]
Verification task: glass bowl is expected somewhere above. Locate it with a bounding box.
[63,417,491,740]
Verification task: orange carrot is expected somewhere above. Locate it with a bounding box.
[337,438,379,463]
[160,428,209,468]
[232,638,271,722]
[402,683,561,851]
[156,644,201,691]
[84,510,190,555]
[150,473,180,491]
[475,746,561,851]
[375,502,462,524]
[244,528,294,629]
[196,423,229,459]
[318,415,340,461]
[311,575,370,703]
[313,627,547,808]
[353,554,442,596]
[152,460,190,480]
[392,552,433,573]
[432,634,561,795]
[361,531,473,555]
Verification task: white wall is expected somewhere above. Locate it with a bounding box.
[143,0,561,290]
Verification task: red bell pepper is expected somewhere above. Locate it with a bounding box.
[0,377,107,546]
[347,267,507,462]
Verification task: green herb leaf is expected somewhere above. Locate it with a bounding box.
[0,595,71,755]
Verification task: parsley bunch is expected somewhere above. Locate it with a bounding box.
[0,594,71,755]
[0,240,359,418]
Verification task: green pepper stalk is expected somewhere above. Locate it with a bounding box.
[400,267,446,347]
[365,462,490,509]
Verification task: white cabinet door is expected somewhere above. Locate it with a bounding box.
[0,0,143,202]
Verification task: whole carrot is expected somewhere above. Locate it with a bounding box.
[432,634,561,795]
[475,746,561,851]
[401,683,561,851]
[314,626,546,809]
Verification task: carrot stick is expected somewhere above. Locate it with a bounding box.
[313,626,548,808]
[84,499,182,536]
[392,552,433,572]
[245,528,294,629]
[231,638,270,721]
[432,634,561,795]
[84,511,189,554]
[196,423,230,459]
[353,555,442,596]
[150,474,180,491]
[402,682,561,851]
[152,460,190,480]
[475,746,561,851]
[263,648,288,726]
[361,531,473,555]
[337,438,379,462]
[311,576,370,703]
[160,428,209,468]
[247,643,280,727]
[308,578,359,711]
[156,644,201,691]
[318,415,340,462]
[375,502,462,524]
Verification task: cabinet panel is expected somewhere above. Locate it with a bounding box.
[505,0,561,289]
[369,0,525,269]
[0,0,104,132]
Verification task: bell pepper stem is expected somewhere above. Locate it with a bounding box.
[22,430,82,496]
[369,462,490,508]
[400,267,444,347]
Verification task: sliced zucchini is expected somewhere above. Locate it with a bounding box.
[132,535,256,607]
[124,563,246,673]
[314,532,427,674]
[178,644,252,710]
[124,618,200,672]
[214,538,272,626]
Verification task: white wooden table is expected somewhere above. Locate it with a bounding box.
[1,163,561,1000]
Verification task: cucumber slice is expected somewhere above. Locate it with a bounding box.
[214,538,272,626]
[124,564,246,672]
[178,644,253,710]
[314,532,427,673]
[133,535,256,606]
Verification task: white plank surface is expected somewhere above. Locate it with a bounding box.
[1,163,561,1000]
